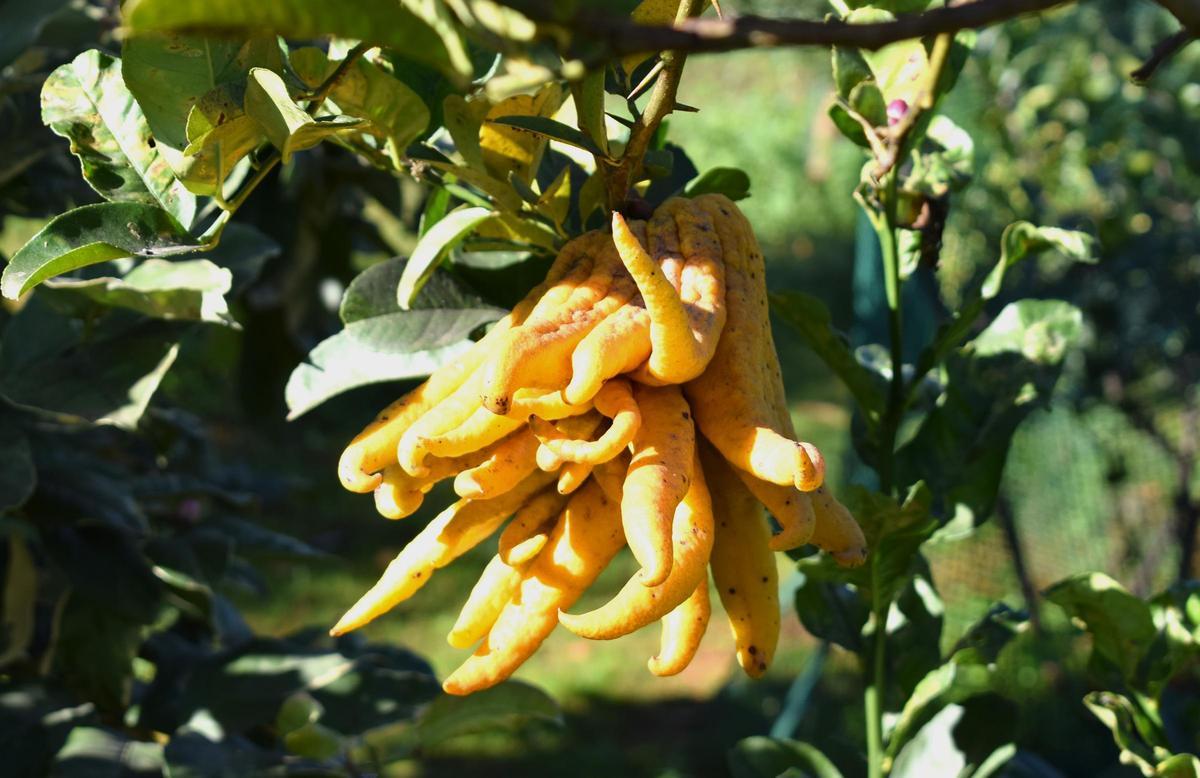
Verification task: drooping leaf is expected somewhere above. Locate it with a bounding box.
[1045,572,1157,683]
[290,47,430,152]
[832,46,872,100]
[0,299,182,427]
[949,604,1029,666]
[772,291,885,422]
[1,203,199,299]
[443,94,491,171]
[897,300,1083,522]
[886,665,993,762]
[51,596,147,713]
[122,0,473,82]
[480,83,566,184]
[792,569,869,653]
[1081,691,1159,774]
[121,33,283,151]
[51,726,164,777]
[982,223,1099,300]
[42,259,236,326]
[396,206,494,308]
[686,167,752,201]
[41,49,196,226]
[0,533,37,667]
[340,256,488,324]
[0,413,35,513]
[727,736,844,778]
[244,68,363,162]
[416,681,562,748]
[285,336,471,420]
[487,115,609,159]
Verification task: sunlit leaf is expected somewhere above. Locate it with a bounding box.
[122,33,283,151]
[244,68,363,163]
[982,223,1098,300]
[686,167,751,201]
[1,203,199,299]
[416,681,562,748]
[1044,572,1157,683]
[291,47,430,152]
[43,259,235,326]
[397,206,494,308]
[727,736,844,778]
[41,49,196,226]
[122,0,472,82]
[51,726,164,776]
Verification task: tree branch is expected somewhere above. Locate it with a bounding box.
[513,0,1075,58]
[1131,29,1193,84]
[605,0,704,211]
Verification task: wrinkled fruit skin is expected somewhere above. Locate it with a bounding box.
[332,195,868,694]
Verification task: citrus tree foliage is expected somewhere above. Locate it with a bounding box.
[1,0,1198,776]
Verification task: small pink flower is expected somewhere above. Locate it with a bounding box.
[887,99,909,126]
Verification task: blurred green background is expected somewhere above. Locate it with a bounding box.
[2,0,1198,775]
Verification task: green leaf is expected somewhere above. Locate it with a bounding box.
[897,300,1083,523]
[51,596,147,713]
[397,206,494,309]
[0,416,34,513]
[1157,754,1200,778]
[0,534,37,667]
[792,570,868,653]
[416,681,562,749]
[1,203,199,299]
[487,115,610,159]
[982,223,1098,300]
[341,256,489,324]
[572,69,609,157]
[908,115,975,198]
[291,48,430,152]
[772,291,886,422]
[727,736,844,778]
[276,692,325,736]
[41,49,196,227]
[52,726,164,777]
[289,255,503,418]
[0,300,182,427]
[686,167,752,201]
[832,46,873,100]
[1045,572,1157,683]
[122,33,283,151]
[949,604,1029,666]
[886,665,993,762]
[286,336,469,420]
[243,68,363,163]
[123,0,473,83]
[1081,691,1159,773]
[849,8,928,105]
[443,94,490,171]
[42,259,236,326]
[284,721,343,760]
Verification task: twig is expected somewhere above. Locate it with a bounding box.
[875,31,953,177]
[510,0,1074,58]
[1131,29,1193,83]
[996,495,1042,632]
[605,0,704,211]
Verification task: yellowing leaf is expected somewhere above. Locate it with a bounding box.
[480,82,565,183]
